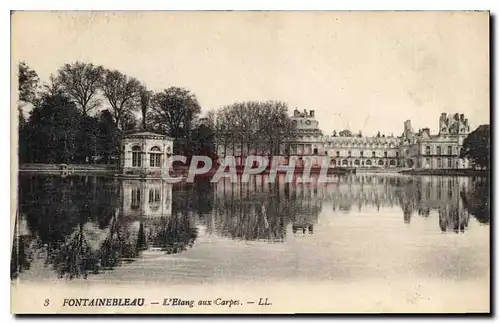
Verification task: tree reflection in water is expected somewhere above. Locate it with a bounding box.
[205,178,321,242]
[460,177,490,225]
[15,174,120,279]
[148,214,198,254]
[10,216,35,279]
[13,173,490,280]
[13,175,198,280]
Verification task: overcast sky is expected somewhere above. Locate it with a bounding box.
[11,11,489,136]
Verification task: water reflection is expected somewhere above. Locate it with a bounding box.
[205,177,321,242]
[13,175,197,280]
[13,173,489,281]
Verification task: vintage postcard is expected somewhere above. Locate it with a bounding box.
[10,11,490,314]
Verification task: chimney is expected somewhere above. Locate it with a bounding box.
[460,114,465,121]
[404,120,412,132]
[310,110,315,118]
[440,113,447,120]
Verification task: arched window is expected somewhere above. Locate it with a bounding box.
[331,160,336,166]
[378,159,384,166]
[150,146,162,167]
[389,159,396,166]
[342,159,348,166]
[366,160,372,166]
[354,159,360,166]
[132,146,142,167]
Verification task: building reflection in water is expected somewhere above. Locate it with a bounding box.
[211,173,488,235]
[205,175,321,242]
[13,175,198,280]
[13,172,489,281]
[199,174,489,241]
[120,179,197,254]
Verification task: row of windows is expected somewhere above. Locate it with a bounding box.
[131,146,162,167]
[425,145,457,155]
[131,188,162,210]
[425,157,455,168]
[332,151,400,158]
[441,127,467,133]
[297,141,398,149]
[331,159,398,166]
[132,152,162,167]
[326,143,397,149]
[294,139,398,148]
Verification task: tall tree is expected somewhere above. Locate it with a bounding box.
[138,85,153,130]
[96,109,119,164]
[56,62,104,116]
[21,92,81,163]
[18,61,39,104]
[257,101,296,156]
[460,124,490,169]
[150,87,202,153]
[191,122,216,159]
[17,62,40,132]
[42,74,63,97]
[74,115,100,164]
[100,69,142,129]
[215,101,297,158]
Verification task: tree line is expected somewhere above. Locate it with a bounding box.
[18,60,487,169]
[208,101,296,161]
[17,62,211,164]
[17,61,297,165]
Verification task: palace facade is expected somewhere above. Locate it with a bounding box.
[214,108,472,170]
[399,113,471,169]
[288,109,471,169]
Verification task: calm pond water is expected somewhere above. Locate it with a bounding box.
[12,173,490,287]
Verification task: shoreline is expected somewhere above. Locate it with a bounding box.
[17,164,356,176]
[17,163,488,178]
[399,168,488,177]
